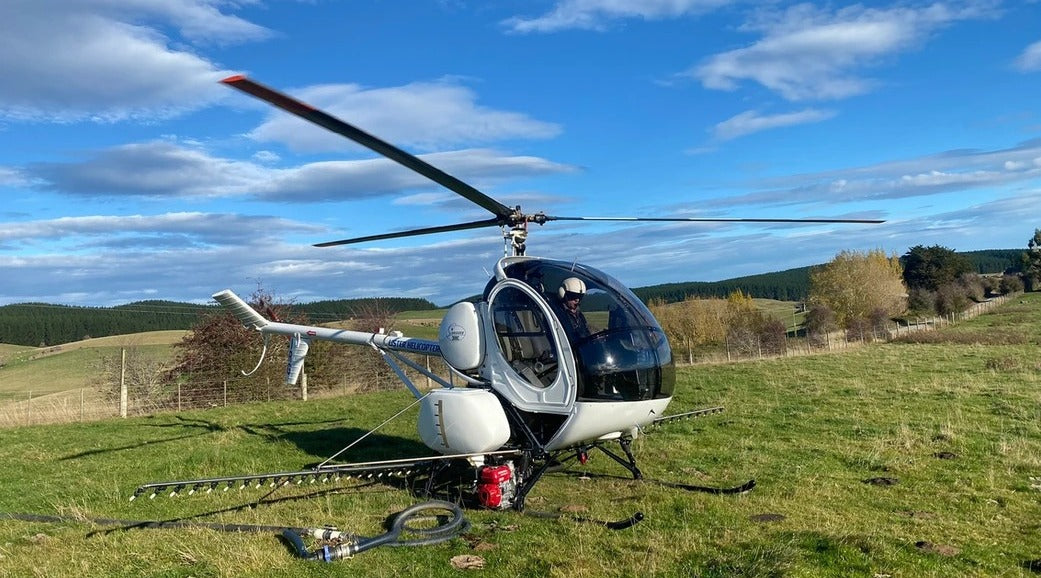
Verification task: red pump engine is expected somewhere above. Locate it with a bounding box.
[475,463,516,509]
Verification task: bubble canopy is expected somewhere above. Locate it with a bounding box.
[486,259,675,402]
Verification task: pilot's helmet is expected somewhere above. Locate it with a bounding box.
[558,277,586,301]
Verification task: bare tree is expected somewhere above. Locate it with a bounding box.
[93,341,170,412]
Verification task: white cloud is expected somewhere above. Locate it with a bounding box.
[705,139,1041,209]
[693,3,998,101]
[244,80,561,153]
[0,0,269,122]
[711,108,836,140]
[0,167,27,187]
[502,0,735,33]
[0,213,323,246]
[21,142,576,202]
[252,151,281,164]
[27,141,269,198]
[1014,39,1041,71]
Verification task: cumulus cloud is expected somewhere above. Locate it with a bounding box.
[21,141,576,202]
[692,3,999,101]
[244,80,562,153]
[711,108,836,140]
[0,0,269,122]
[502,0,735,33]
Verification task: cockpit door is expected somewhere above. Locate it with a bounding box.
[484,280,576,413]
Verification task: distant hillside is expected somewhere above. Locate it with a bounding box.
[0,249,1023,346]
[633,248,1024,305]
[959,249,1025,275]
[0,297,438,347]
[634,266,813,303]
[0,301,210,348]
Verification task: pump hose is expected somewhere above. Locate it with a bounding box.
[283,500,469,561]
[2,499,469,562]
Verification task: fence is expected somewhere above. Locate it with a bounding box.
[0,352,457,428]
[0,294,1018,428]
[686,293,1017,364]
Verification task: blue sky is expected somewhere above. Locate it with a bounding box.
[1,0,1039,307]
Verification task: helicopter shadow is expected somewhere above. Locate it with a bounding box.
[274,426,432,465]
[58,416,428,464]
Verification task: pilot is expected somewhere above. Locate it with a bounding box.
[558,277,590,339]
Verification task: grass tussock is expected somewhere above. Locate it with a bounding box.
[0,294,1041,576]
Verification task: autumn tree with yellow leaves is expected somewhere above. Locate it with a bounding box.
[808,249,907,328]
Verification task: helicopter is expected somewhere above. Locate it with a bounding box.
[133,76,882,511]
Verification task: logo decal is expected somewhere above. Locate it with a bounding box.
[446,323,466,341]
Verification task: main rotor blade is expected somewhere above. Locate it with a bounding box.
[314,218,503,247]
[543,216,885,224]
[221,75,516,220]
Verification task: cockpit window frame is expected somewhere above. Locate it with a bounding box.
[496,259,675,402]
[489,284,560,389]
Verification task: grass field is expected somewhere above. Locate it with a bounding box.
[1,297,1040,576]
[0,331,185,402]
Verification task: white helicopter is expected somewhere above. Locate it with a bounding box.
[134,76,881,511]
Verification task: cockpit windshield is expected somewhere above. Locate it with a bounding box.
[494,259,675,401]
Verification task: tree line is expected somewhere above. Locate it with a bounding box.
[1,246,1031,348]
[0,296,438,347]
[634,248,1023,305]
[649,234,1040,362]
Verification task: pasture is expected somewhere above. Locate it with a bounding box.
[0,295,1039,576]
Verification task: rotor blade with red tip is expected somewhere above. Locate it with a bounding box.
[221,75,515,221]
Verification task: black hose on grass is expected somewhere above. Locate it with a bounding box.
[282,500,469,561]
[1,499,470,562]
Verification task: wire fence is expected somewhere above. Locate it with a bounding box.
[0,353,457,429]
[0,294,1017,428]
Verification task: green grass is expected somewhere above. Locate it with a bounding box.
[0,331,184,401]
[1,296,1040,576]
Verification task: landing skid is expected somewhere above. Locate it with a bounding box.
[132,433,752,512]
[552,437,756,496]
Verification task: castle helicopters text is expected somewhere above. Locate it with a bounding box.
[134,76,881,511]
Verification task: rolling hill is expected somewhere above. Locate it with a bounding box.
[0,249,1025,347]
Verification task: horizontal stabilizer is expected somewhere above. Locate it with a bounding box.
[212,290,269,329]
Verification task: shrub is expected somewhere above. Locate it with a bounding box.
[999,274,1024,294]
[907,288,936,315]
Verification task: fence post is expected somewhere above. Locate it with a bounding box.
[80,389,84,422]
[119,347,128,418]
[177,384,182,411]
[223,380,227,407]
